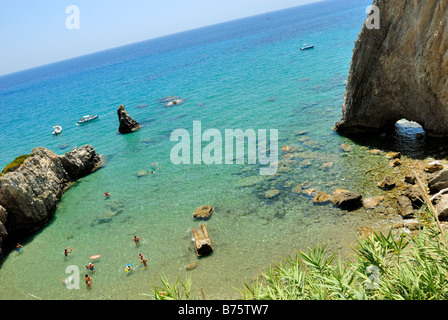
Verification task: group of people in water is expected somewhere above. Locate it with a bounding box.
[14,192,153,290]
[15,235,148,289]
[59,235,148,288]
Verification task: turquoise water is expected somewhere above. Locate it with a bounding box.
[0,0,378,300]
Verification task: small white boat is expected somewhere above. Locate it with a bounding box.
[76,115,99,125]
[52,125,62,135]
[300,45,315,51]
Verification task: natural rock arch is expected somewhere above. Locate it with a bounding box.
[335,0,448,137]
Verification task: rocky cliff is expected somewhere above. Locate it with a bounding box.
[0,145,102,255]
[335,0,448,137]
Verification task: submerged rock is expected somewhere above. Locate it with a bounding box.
[0,145,102,255]
[339,144,351,152]
[137,170,148,178]
[313,191,332,204]
[117,105,141,134]
[265,189,280,199]
[378,176,396,190]
[363,196,384,209]
[185,262,197,271]
[193,205,213,220]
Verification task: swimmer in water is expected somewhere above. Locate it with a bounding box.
[125,264,133,272]
[85,274,92,287]
[16,243,23,253]
[140,257,148,268]
[133,236,141,245]
[104,192,110,197]
[86,262,95,271]
[64,247,73,256]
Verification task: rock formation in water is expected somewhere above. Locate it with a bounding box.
[335,0,448,137]
[117,105,141,134]
[0,145,102,255]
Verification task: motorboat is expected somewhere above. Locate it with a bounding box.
[300,45,315,51]
[76,115,99,125]
[52,125,62,135]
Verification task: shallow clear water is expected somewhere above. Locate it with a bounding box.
[0,0,382,300]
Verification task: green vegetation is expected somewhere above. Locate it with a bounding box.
[150,276,193,300]
[1,154,33,175]
[151,175,448,300]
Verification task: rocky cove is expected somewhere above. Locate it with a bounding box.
[234,125,448,243]
[0,145,103,258]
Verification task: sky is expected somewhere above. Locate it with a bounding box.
[0,0,323,76]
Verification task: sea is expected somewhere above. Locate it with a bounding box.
[0,0,411,300]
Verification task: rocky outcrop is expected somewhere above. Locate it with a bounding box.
[331,189,363,211]
[428,169,448,193]
[0,145,102,255]
[117,105,140,134]
[335,0,448,136]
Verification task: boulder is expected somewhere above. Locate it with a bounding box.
[369,149,381,155]
[378,176,396,190]
[390,158,402,167]
[435,194,448,221]
[313,192,332,204]
[193,205,213,220]
[386,152,401,160]
[404,175,416,185]
[117,105,141,134]
[401,185,423,207]
[363,196,384,209]
[424,161,444,173]
[397,196,414,219]
[428,169,448,194]
[331,189,363,211]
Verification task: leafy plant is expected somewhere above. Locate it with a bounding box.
[1,154,33,174]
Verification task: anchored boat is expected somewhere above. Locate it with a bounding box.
[52,125,62,135]
[300,45,315,51]
[76,115,99,125]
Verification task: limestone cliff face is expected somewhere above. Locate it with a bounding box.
[335,0,448,136]
[0,145,102,255]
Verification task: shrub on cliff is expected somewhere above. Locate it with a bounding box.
[1,154,33,175]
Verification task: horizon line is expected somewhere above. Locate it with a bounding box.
[0,0,326,78]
